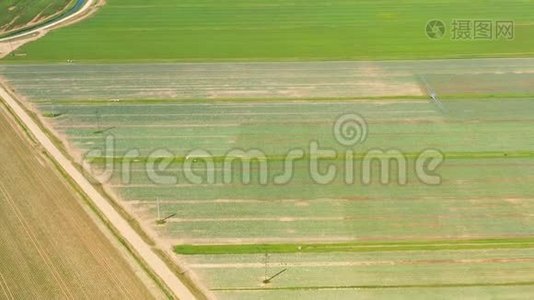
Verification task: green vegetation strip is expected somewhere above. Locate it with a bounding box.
[5,0,534,62]
[86,151,534,164]
[174,237,534,255]
[211,281,534,291]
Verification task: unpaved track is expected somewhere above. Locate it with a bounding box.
[0,84,196,298]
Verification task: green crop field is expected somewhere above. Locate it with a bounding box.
[0,0,73,35]
[3,0,534,62]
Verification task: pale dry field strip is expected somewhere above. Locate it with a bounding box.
[0,105,159,298]
[1,61,423,100]
[2,58,534,102]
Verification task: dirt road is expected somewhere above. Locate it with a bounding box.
[0,84,196,299]
[0,104,159,298]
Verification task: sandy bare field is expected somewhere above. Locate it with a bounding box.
[0,104,161,299]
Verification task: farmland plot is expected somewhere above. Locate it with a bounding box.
[2,58,534,298]
[3,59,534,101]
[4,0,534,62]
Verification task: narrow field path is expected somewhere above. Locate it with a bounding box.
[0,83,197,299]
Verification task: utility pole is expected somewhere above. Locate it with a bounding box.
[156,198,176,225]
[8,40,14,56]
[263,269,288,284]
[263,253,269,282]
[157,197,161,220]
[262,253,287,284]
[95,109,101,132]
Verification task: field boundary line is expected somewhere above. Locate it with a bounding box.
[0,83,196,299]
[0,270,14,300]
[212,281,534,291]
